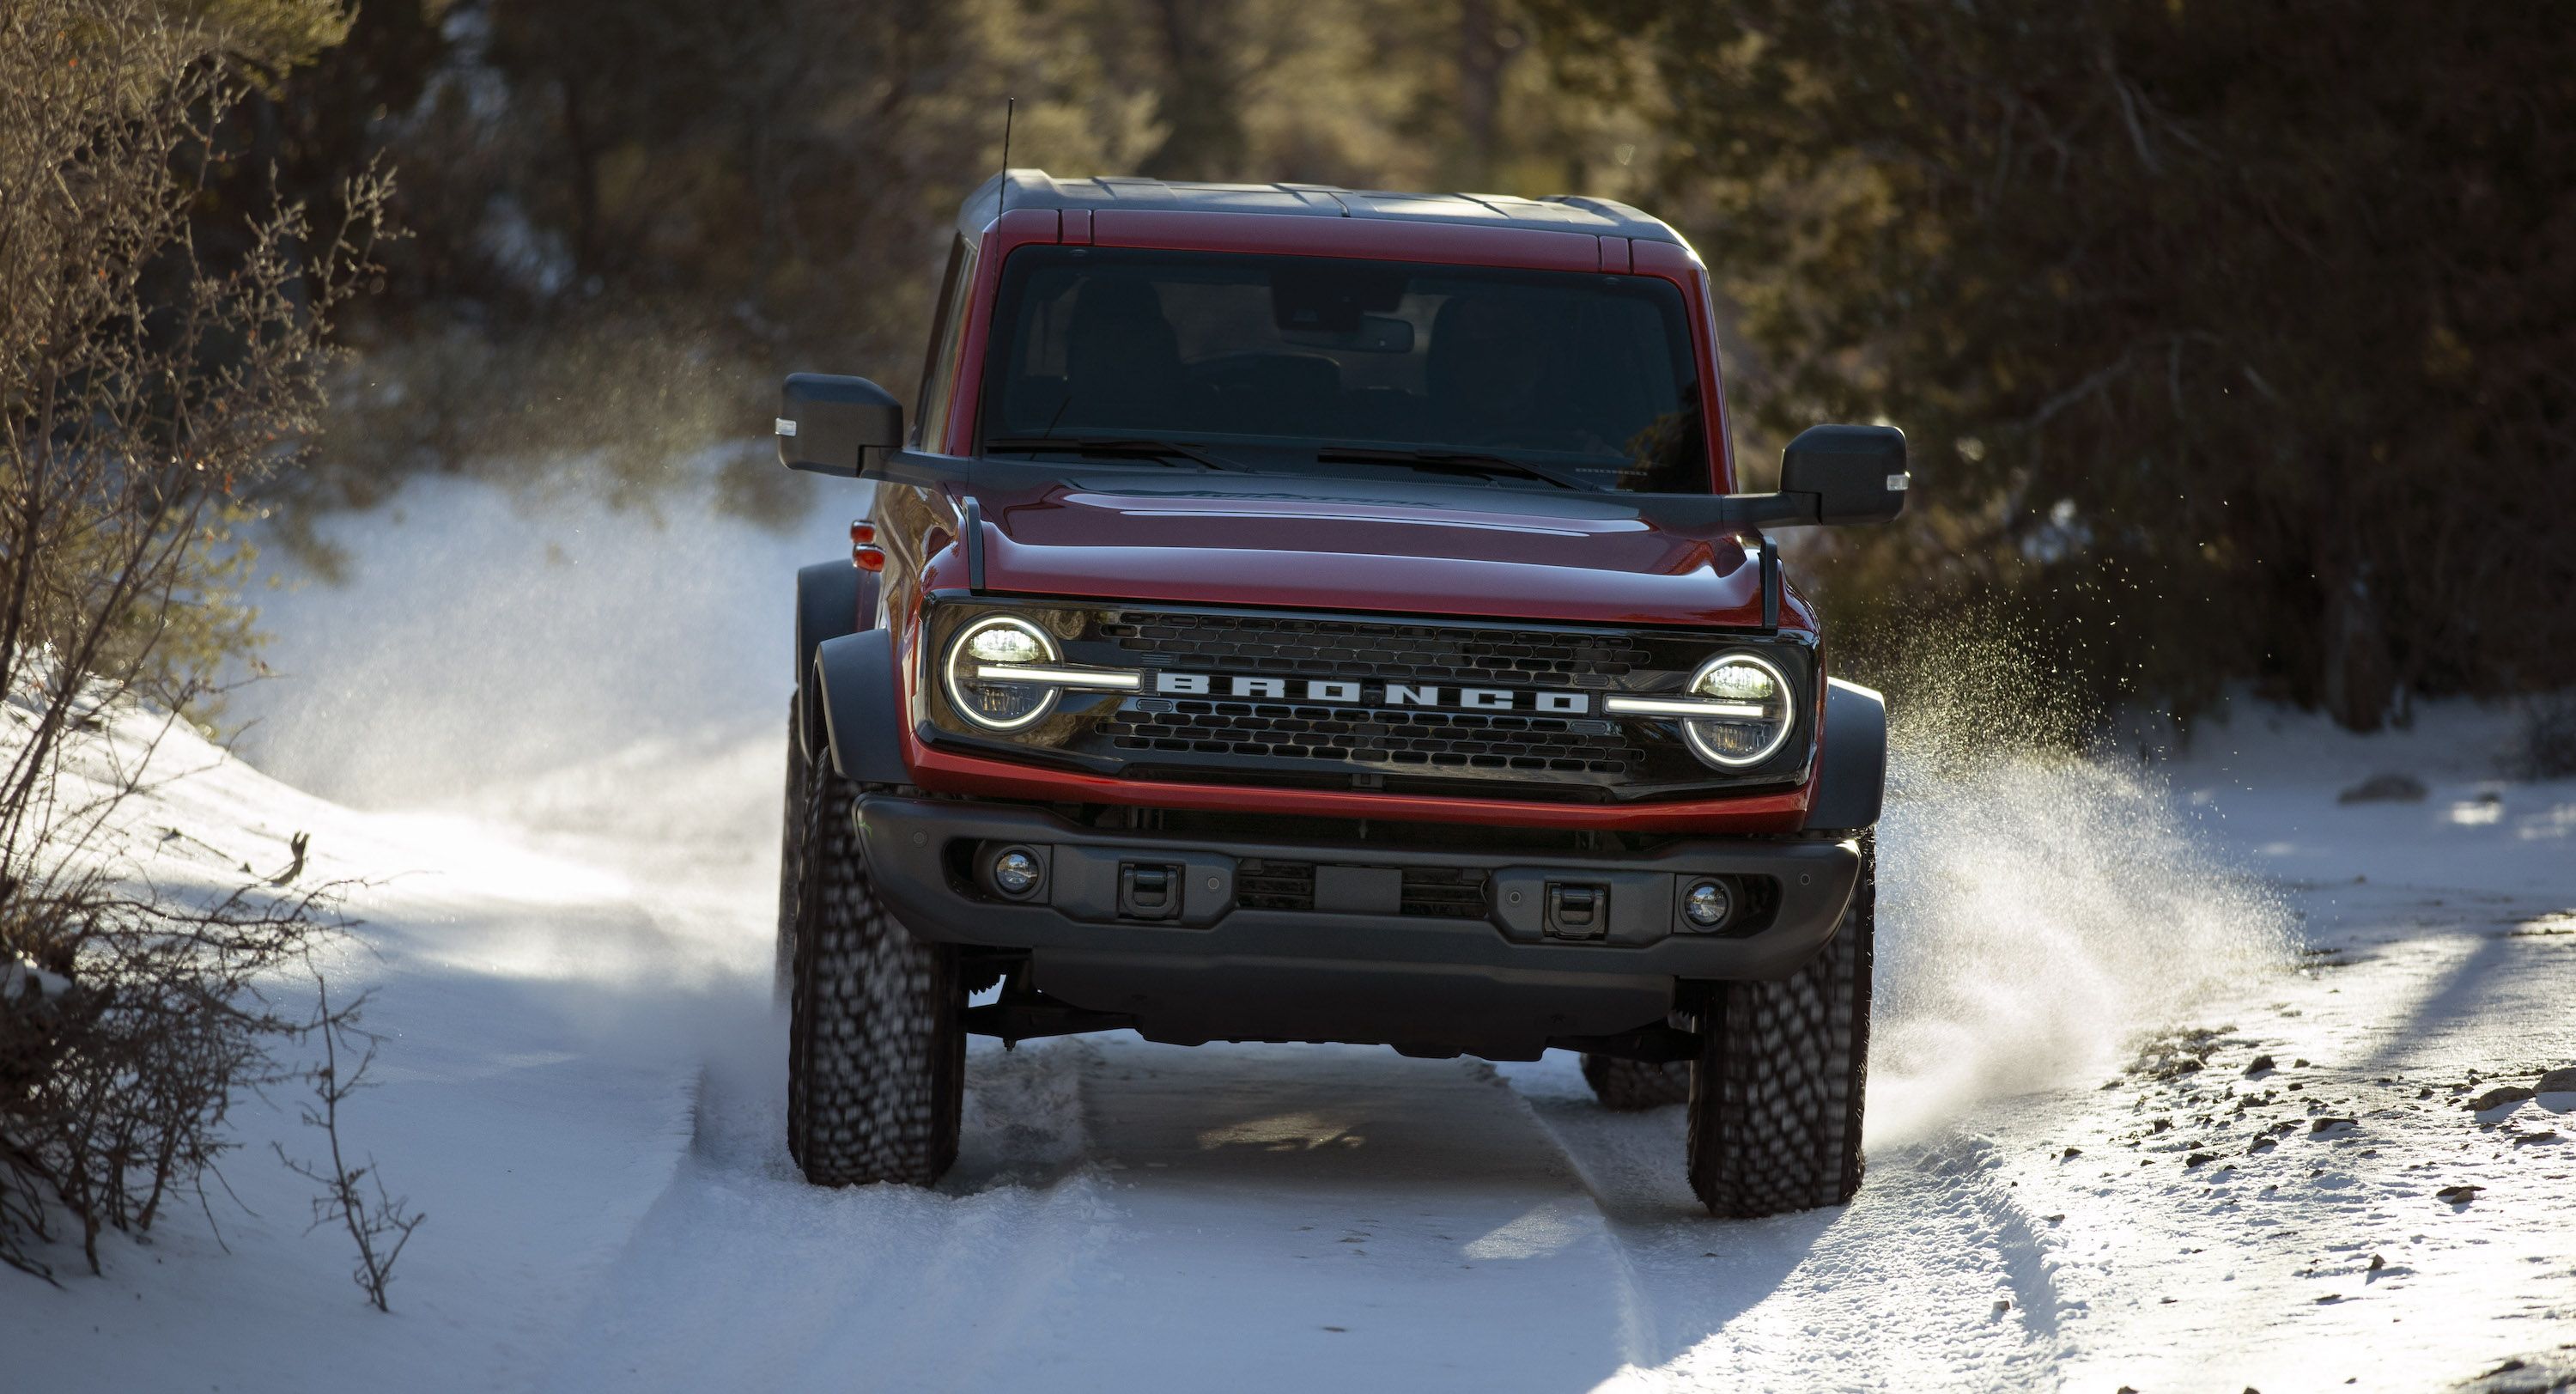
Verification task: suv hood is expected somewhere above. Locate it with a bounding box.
[969,474,1774,628]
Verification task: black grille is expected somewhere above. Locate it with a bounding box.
[920,600,1817,802]
[1229,860,1490,919]
[1099,699,1639,776]
[1102,611,1648,689]
[1236,859,1315,910]
[1399,867,1488,918]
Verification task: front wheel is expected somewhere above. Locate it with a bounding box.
[1685,832,1874,1217]
[781,712,964,1186]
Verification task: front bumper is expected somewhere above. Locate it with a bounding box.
[853,794,1861,1057]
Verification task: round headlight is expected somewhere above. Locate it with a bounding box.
[945,616,1061,731]
[1680,653,1795,768]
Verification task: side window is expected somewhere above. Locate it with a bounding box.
[912,237,979,451]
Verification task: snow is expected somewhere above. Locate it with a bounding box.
[2,954,70,1003]
[5,466,2572,1391]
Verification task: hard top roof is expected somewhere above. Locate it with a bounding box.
[957,170,1684,246]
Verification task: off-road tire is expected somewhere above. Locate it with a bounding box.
[775,699,804,1004]
[782,715,964,1187]
[1581,1054,1692,1111]
[1686,833,1874,1217]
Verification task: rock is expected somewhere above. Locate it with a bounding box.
[2312,1117,2357,1133]
[2245,1054,2276,1075]
[2186,1152,2221,1167]
[2471,1086,2536,1112]
[2061,1147,2083,1160]
[2435,1184,2484,1203]
[2367,1253,2385,1271]
[2337,772,2427,803]
[2537,1067,2576,1094]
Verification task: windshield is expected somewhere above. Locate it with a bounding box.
[976,247,1710,494]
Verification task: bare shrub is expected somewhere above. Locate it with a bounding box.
[1,866,343,1278]
[272,980,422,1312]
[0,0,387,1279]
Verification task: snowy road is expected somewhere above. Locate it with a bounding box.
[526,761,2576,1394]
[8,472,2573,1391]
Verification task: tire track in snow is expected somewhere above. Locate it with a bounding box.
[1499,1052,2073,1391]
[547,1029,1665,1394]
[1032,1037,1652,1393]
[536,1035,1123,1394]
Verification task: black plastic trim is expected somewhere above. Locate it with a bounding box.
[963,497,987,592]
[794,561,874,763]
[1807,679,1887,832]
[1759,535,1781,630]
[814,630,912,786]
[851,794,1860,983]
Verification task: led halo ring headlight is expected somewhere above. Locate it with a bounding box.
[1678,651,1796,769]
[944,615,1063,732]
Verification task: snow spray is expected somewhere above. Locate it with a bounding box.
[1862,631,2295,1146]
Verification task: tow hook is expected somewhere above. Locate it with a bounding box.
[1118,861,1182,921]
[1543,882,1608,940]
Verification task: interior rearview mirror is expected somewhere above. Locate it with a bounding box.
[777,374,903,477]
[1779,424,1910,525]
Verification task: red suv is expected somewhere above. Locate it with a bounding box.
[775,172,1905,1217]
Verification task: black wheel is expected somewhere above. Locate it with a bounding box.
[1686,832,1874,1217]
[1580,1054,1692,1111]
[781,714,965,1187]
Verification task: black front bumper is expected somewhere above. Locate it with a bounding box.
[853,794,1861,1059]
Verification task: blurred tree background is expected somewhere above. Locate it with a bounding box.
[194,0,2574,730]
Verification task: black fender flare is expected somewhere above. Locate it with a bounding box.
[794,561,877,763]
[812,630,912,787]
[1805,678,1888,833]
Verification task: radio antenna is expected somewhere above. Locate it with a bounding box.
[998,96,1016,214]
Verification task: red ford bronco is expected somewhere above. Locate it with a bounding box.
[775,172,1905,1217]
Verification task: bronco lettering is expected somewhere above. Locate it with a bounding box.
[1147,669,1596,714]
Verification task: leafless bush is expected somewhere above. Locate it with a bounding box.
[1,0,388,1279]
[1,867,343,1278]
[272,980,422,1312]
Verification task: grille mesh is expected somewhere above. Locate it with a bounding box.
[1228,860,1491,918]
[1100,699,1639,776]
[1102,611,1649,688]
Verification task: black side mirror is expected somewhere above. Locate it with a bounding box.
[1779,424,1910,525]
[777,374,902,477]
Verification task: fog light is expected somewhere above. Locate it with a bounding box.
[991,848,1042,898]
[1681,879,1733,930]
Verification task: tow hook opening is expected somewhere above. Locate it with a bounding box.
[1544,881,1608,940]
[1118,861,1182,920]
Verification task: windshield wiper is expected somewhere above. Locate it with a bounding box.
[1315,447,1595,492]
[983,435,1244,472]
